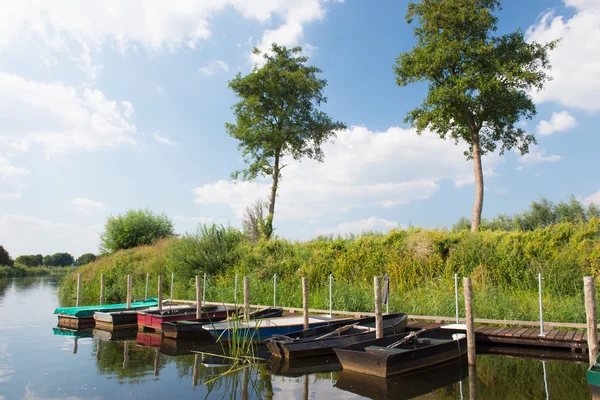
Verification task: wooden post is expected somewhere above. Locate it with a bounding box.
[76,273,82,307]
[123,340,129,369]
[100,274,105,306]
[374,276,383,339]
[145,273,149,300]
[196,276,201,319]
[302,277,309,330]
[157,275,163,311]
[464,277,476,366]
[244,276,250,321]
[170,272,174,300]
[242,365,249,400]
[126,274,132,310]
[95,339,102,361]
[302,374,309,400]
[192,353,200,387]
[154,348,160,376]
[469,364,477,400]
[585,276,598,367]
[73,337,78,354]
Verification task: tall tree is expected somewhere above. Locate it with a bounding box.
[394,0,557,231]
[227,44,346,239]
[0,245,13,266]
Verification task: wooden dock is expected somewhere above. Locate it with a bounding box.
[409,322,589,352]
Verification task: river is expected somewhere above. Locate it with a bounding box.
[0,276,593,399]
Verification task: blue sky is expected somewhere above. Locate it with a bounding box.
[0,0,598,257]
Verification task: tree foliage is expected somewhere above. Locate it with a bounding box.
[227,44,346,239]
[242,199,268,242]
[0,246,14,266]
[100,209,174,253]
[76,253,97,266]
[453,196,600,231]
[15,255,41,267]
[394,0,557,231]
[43,252,74,267]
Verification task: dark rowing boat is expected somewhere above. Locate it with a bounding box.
[333,328,468,378]
[162,307,284,339]
[266,354,342,377]
[137,305,236,331]
[265,313,407,359]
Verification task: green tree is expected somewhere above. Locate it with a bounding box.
[0,245,13,266]
[227,44,346,239]
[76,253,97,266]
[34,254,43,265]
[100,209,174,253]
[43,252,74,266]
[15,255,40,267]
[394,0,557,231]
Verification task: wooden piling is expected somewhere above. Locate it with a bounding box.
[469,364,477,400]
[302,374,309,400]
[192,353,200,387]
[100,274,105,305]
[244,276,250,321]
[196,275,201,319]
[585,276,598,367]
[464,277,476,366]
[302,277,309,330]
[157,275,163,311]
[154,348,160,376]
[73,337,78,354]
[123,340,129,369]
[126,274,132,310]
[374,276,383,339]
[145,272,149,300]
[76,273,82,307]
[95,339,102,361]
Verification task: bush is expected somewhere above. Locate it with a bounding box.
[100,209,174,253]
[43,252,74,266]
[0,245,13,266]
[76,253,97,266]
[15,255,40,267]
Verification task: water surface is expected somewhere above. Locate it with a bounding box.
[0,277,592,399]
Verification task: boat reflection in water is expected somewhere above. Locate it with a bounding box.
[335,358,468,400]
[266,354,341,377]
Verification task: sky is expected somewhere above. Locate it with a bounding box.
[0,0,599,258]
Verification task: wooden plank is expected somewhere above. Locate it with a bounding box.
[488,327,507,336]
[526,328,544,339]
[555,330,568,341]
[493,327,512,336]
[574,331,585,342]
[520,328,538,338]
[545,330,560,340]
[476,326,497,335]
[504,328,521,337]
[564,331,576,341]
[514,328,529,337]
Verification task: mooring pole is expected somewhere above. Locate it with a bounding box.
[145,273,149,300]
[203,273,207,306]
[76,273,81,307]
[170,272,174,301]
[157,275,163,311]
[538,273,545,336]
[192,353,200,387]
[302,277,309,330]
[234,274,238,304]
[123,340,129,369]
[95,339,102,361]
[383,273,390,315]
[73,337,78,354]
[100,273,105,306]
[302,374,309,400]
[469,364,477,400]
[195,276,201,319]
[585,276,598,367]
[244,276,250,321]
[374,276,383,339]
[329,274,333,317]
[455,273,459,323]
[273,273,277,307]
[464,277,476,366]
[126,274,132,310]
[154,348,160,376]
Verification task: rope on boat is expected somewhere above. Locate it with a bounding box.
[386,328,427,349]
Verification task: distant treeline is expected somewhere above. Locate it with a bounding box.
[0,245,96,268]
[453,196,599,232]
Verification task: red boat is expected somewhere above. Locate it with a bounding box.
[137,305,236,331]
[136,330,162,347]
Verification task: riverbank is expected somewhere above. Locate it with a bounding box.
[0,265,74,278]
[58,220,600,323]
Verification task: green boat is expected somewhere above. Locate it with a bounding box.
[54,298,159,329]
[588,356,600,398]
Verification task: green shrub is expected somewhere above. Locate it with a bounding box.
[15,255,41,267]
[100,209,174,253]
[43,252,74,266]
[0,245,14,266]
[76,253,96,266]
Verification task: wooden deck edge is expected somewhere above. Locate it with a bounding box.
[169,299,590,330]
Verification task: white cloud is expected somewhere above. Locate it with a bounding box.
[72,197,105,214]
[199,59,229,76]
[0,72,136,158]
[518,147,562,164]
[193,125,502,222]
[317,217,400,236]
[174,216,215,224]
[156,85,164,95]
[0,156,29,179]
[537,111,577,135]
[0,215,102,256]
[526,1,600,110]
[0,184,23,200]
[583,190,600,206]
[153,132,176,145]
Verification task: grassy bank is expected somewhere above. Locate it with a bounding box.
[0,265,61,277]
[59,220,600,323]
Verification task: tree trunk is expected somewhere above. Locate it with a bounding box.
[265,153,280,240]
[471,133,484,231]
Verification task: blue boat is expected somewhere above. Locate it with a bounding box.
[202,316,341,341]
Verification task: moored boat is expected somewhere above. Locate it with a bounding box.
[588,355,600,399]
[54,298,159,329]
[202,315,343,342]
[265,313,407,359]
[333,328,468,378]
[162,307,283,339]
[94,304,192,330]
[137,305,235,331]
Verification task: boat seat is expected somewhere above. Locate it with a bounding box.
[365,346,411,354]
